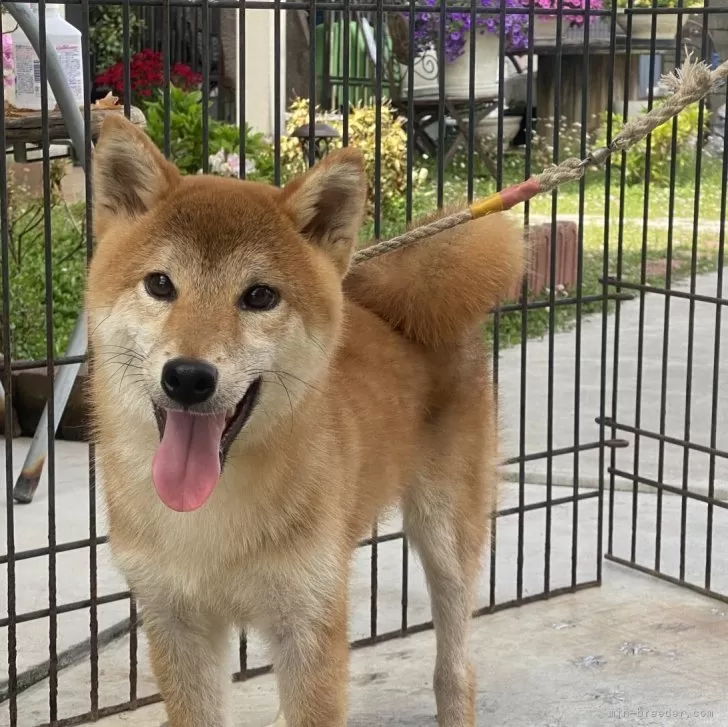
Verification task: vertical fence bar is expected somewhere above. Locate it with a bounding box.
[521,0,536,600]
[341,0,350,145]
[666,6,685,578]
[490,0,505,469]
[121,0,139,705]
[652,1,678,573]
[678,0,700,582]
[237,0,249,673]
[163,0,171,157]
[400,0,417,634]
[273,0,281,186]
[405,0,415,223]
[598,0,619,582]
[239,0,247,179]
[489,515,497,608]
[369,0,385,641]
[572,0,592,590]
[321,2,331,111]
[1,8,18,726]
[201,0,210,173]
[36,1,60,720]
[436,0,445,207]
[705,57,728,593]
[628,0,658,566]
[80,0,99,715]
[493,0,513,599]
[608,0,635,559]
[466,0,476,202]
[123,0,131,118]
[308,0,316,166]
[543,0,565,597]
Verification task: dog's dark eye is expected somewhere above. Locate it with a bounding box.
[144,272,176,301]
[239,285,279,311]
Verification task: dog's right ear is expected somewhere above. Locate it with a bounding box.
[93,114,179,236]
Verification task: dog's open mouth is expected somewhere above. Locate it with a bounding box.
[152,377,261,461]
[150,378,261,513]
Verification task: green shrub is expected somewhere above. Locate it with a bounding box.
[599,102,708,186]
[143,85,274,180]
[280,98,413,218]
[89,6,145,72]
[0,165,86,361]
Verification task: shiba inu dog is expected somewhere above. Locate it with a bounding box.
[87,114,525,727]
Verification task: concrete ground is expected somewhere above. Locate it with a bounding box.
[90,564,728,727]
[6,529,728,727]
[3,270,728,726]
[6,151,86,205]
[498,268,728,499]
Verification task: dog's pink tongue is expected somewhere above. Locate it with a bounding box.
[151,411,227,512]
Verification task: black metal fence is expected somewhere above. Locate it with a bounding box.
[2,0,728,725]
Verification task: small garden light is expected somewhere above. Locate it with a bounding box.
[290,122,340,161]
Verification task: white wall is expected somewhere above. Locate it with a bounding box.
[235,3,287,137]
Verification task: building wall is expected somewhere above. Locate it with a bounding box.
[220,4,286,137]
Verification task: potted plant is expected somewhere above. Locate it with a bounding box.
[405,0,529,100]
[615,0,702,40]
[529,0,605,43]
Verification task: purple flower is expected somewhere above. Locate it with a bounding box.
[408,0,602,61]
[533,0,603,27]
[409,0,531,61]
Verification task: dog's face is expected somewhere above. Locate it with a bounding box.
[87,116,366,512]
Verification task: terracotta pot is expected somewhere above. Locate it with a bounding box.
[506,221,579,301]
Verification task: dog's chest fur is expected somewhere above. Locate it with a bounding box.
[100,431,346,630]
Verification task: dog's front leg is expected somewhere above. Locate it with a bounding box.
[143,604,232,727]
[266,588,349,727]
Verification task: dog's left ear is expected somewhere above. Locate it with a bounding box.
[281,148,367,275]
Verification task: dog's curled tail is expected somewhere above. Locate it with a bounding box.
[343,209,526,349]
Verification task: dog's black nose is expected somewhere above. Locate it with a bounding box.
[161,358,218,406]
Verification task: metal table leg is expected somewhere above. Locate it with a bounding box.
[13,313,87,503]
[443,99,499,174]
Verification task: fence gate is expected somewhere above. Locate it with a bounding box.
[2,0,728,725]
[602,125,728,602]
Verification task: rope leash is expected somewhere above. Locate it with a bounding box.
[351,51,728,266]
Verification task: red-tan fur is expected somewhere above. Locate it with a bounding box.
[87,114,525,727]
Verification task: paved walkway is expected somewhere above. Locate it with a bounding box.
[499,269,728,497]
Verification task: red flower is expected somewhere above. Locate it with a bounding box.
[95,49,201,100]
